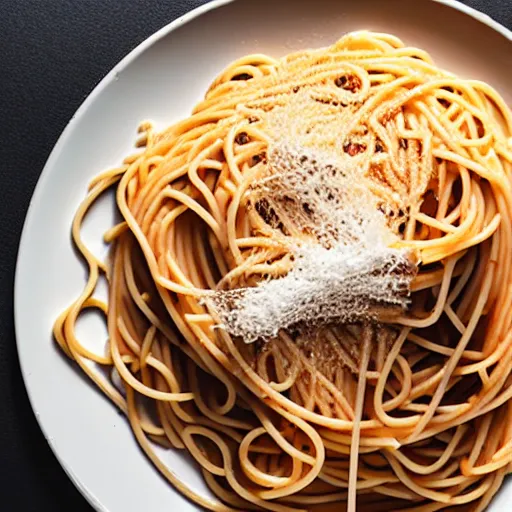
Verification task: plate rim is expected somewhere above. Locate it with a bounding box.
[13,1,512,511]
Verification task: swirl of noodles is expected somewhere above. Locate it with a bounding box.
[54,31,512,511]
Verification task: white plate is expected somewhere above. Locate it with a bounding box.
[15,0,512,510]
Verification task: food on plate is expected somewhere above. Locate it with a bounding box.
[54,31,512,511]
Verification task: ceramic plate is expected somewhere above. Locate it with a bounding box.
[15,0,512,510]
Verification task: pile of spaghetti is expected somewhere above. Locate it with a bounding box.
[54,31,512,511]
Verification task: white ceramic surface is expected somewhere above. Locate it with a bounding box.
[15,0,512,510]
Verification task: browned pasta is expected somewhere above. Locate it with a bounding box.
[54,31,512,511]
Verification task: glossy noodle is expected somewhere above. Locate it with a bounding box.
[54,31,512,511]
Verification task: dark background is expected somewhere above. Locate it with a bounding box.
[0,1,510,510]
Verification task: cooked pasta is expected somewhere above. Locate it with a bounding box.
[54,31,512,511]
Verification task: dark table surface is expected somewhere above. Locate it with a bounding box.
[1,1,511,510]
